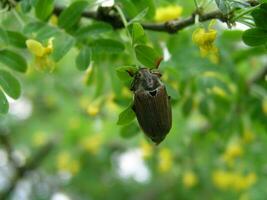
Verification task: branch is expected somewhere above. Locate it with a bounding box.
[0,133,18,167]
[53,6,227,33]
[0,141,55,200]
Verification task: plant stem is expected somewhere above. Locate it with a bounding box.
[114,5,137,63]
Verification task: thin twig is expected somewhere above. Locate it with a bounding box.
[53,6,227,33]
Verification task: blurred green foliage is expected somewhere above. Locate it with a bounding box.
[0,0,267,200]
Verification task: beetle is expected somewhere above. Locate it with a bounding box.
[130,68,172,144]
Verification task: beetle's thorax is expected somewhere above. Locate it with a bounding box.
[132,68,162,92]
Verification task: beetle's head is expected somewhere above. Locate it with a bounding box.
[131,68,162,92]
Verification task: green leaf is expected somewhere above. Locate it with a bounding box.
[128,8,148,24]
[134,44,162,68]
[23,22,59,41]
[165,84,179,100]
[117,103,136,125]
[182,96,193,117]
[0,70,21,99]
[115,0,138,18]
[90,39,124,54]
[0,50,27,73]
[242,28,267,46]
[94,65,104,98]
[35,0,54,21]
[23,22,45,35]
[75,22,113,38]
[0,90,8,114]
[199,99,210,117]
[116,66,137,86]
[233,46,267,63]
[76,46,91,71]
[36,25,59,41]
[252,9,267,30]
[215,0,230,14]
[260,3,267,9]
[120,122,139,138]
[131,23,147,45]
[7,31,27,48]
[21,0,32,13]
[58,1,88,30]
[51,33,75,62]
[131,0,155,19]
[0,27,9,47]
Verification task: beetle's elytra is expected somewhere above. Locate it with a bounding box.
[131,68,172,144]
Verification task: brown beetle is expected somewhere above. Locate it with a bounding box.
[131,68,172,144]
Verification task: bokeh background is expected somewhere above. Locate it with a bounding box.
[0,0,267,199]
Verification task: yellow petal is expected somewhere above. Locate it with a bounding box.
[155,5,183,22]
[26,39,46,57]
[44,37,54,54]
[158,148,173,173]
[183,171,198,188]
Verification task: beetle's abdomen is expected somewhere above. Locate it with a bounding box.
[133,85,172,144]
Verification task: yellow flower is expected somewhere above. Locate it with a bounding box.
[225,142,243,158]
[232,172,257,191]
[212,170,257,191]
[183,171,198,188]
[57,152,80,175]
[87,104,100,116]
[155,5,183,22]
[140,140,153,159]
[26,38,55,71]
[262,98,267,115]
[192,20,219,64]
[32,131,47,147]
[86,98,102,116]
[222,141,243,166]
[158,147,173,173]
[212,170,232,190]
[81,134,102,154]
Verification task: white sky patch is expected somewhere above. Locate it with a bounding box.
[233,22,250,31]
[11,180,32,200]
[51,192,71,200]
[98,0,114,7]
[161,42,171,61]
[116,149,150,183]
[7,96,32,120]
